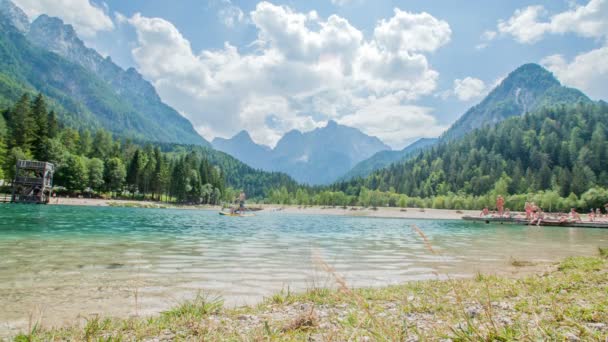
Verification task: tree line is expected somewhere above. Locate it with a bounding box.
[0,93,227,204]
[265,102,608,212]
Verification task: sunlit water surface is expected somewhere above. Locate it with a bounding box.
[1,205,607,335]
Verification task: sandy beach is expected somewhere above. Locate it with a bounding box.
[259,204,479,220]
[48,197,478,220]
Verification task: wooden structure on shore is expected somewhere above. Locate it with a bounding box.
[11,160,55,204]
[462,215,608,229]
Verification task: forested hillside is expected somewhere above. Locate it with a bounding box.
[0,5,208,145]
[0,94,298,201]
[338,102,608,198]
[442,64,591,141]
[340,64,591,181]
[341,138,438,180]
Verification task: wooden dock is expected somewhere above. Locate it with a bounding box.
[462,215,608,229]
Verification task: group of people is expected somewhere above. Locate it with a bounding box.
[480,196,608,226]
[479,195,510,218]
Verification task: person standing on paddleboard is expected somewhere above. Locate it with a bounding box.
[238,191,246,213]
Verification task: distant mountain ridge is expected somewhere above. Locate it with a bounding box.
[340,63,592,181]
[212,121,390,185]
[0,0,208,146]
[212,130,272,170]
[340,138,438,180]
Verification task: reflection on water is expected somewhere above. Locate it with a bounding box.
[1,204,607,334]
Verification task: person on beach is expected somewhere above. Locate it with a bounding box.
[237,191,246,213]
[504,208,511,218]
[524,202,532,220]
[568,208,582,222]
[589,209,595,222]
[596,208,603,220]
[496,196,505,216]
[480,207,489,217]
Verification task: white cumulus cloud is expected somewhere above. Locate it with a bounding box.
[541,45,608,100]
[453,77,487,101]
[218,0,245,28]
[12,0,114,37]
[338,94,448,149]
[373,8,451,53]
[497,0,608,44]
[126,2,451,148]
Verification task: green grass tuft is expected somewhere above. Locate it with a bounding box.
[161,293,223,319]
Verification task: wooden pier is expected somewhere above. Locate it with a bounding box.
[462,215,608,229]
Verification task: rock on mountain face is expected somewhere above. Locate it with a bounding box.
[0,0,28,33]
[212,121,390,185]
[24,13,208,146]
[340,137,438,181]
[340,63,592,181]
[212,131,272,170]
[442,63,591,141]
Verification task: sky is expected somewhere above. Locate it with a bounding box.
[11,0,608,149]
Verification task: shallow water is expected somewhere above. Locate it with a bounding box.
[1,204,607,335]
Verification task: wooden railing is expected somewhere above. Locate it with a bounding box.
[13,177,48,186]
[17,160,54,171]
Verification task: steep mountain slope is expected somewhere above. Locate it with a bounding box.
[212,131,272,170]
[340,63,592,181]
[442,63,591,141]
[340,138,438,180]
[212,120,390,185]
[337,102,607,198]
[0,0,28,32]
[0,1,208,145]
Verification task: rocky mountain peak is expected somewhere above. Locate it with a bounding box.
[0,0,29,33]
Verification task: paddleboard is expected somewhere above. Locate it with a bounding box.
[219,212,255,217]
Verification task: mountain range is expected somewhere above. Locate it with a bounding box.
[340,137,438,181]
[341,63,592,181]
[212,120,390,185]
[0,0,208,145]
[0,0,596,189]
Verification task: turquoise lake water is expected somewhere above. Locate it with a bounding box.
[1,204,608,334]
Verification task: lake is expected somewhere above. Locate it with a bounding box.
[1,204,607,335]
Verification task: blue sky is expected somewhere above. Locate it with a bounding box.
[12,0,608,148]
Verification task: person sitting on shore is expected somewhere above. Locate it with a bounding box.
[480,207,490,217]
[589,209,595,222]
[568,208,582,222]
[504,208,511,218]
[596,208,603,220]
[530,208,544,226]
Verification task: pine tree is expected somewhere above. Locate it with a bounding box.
[7,94,36,153]
[0,114,7,180]
[127,149,142,197]
[47,110,59,139]
[151,147,163,200]
[31,94,48,160]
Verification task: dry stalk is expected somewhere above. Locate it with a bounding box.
[311,250,393,339]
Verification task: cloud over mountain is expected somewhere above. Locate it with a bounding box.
[124,1,451,148]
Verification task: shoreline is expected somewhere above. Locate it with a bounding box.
[46,197,479,220]
[11,255,608,341]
